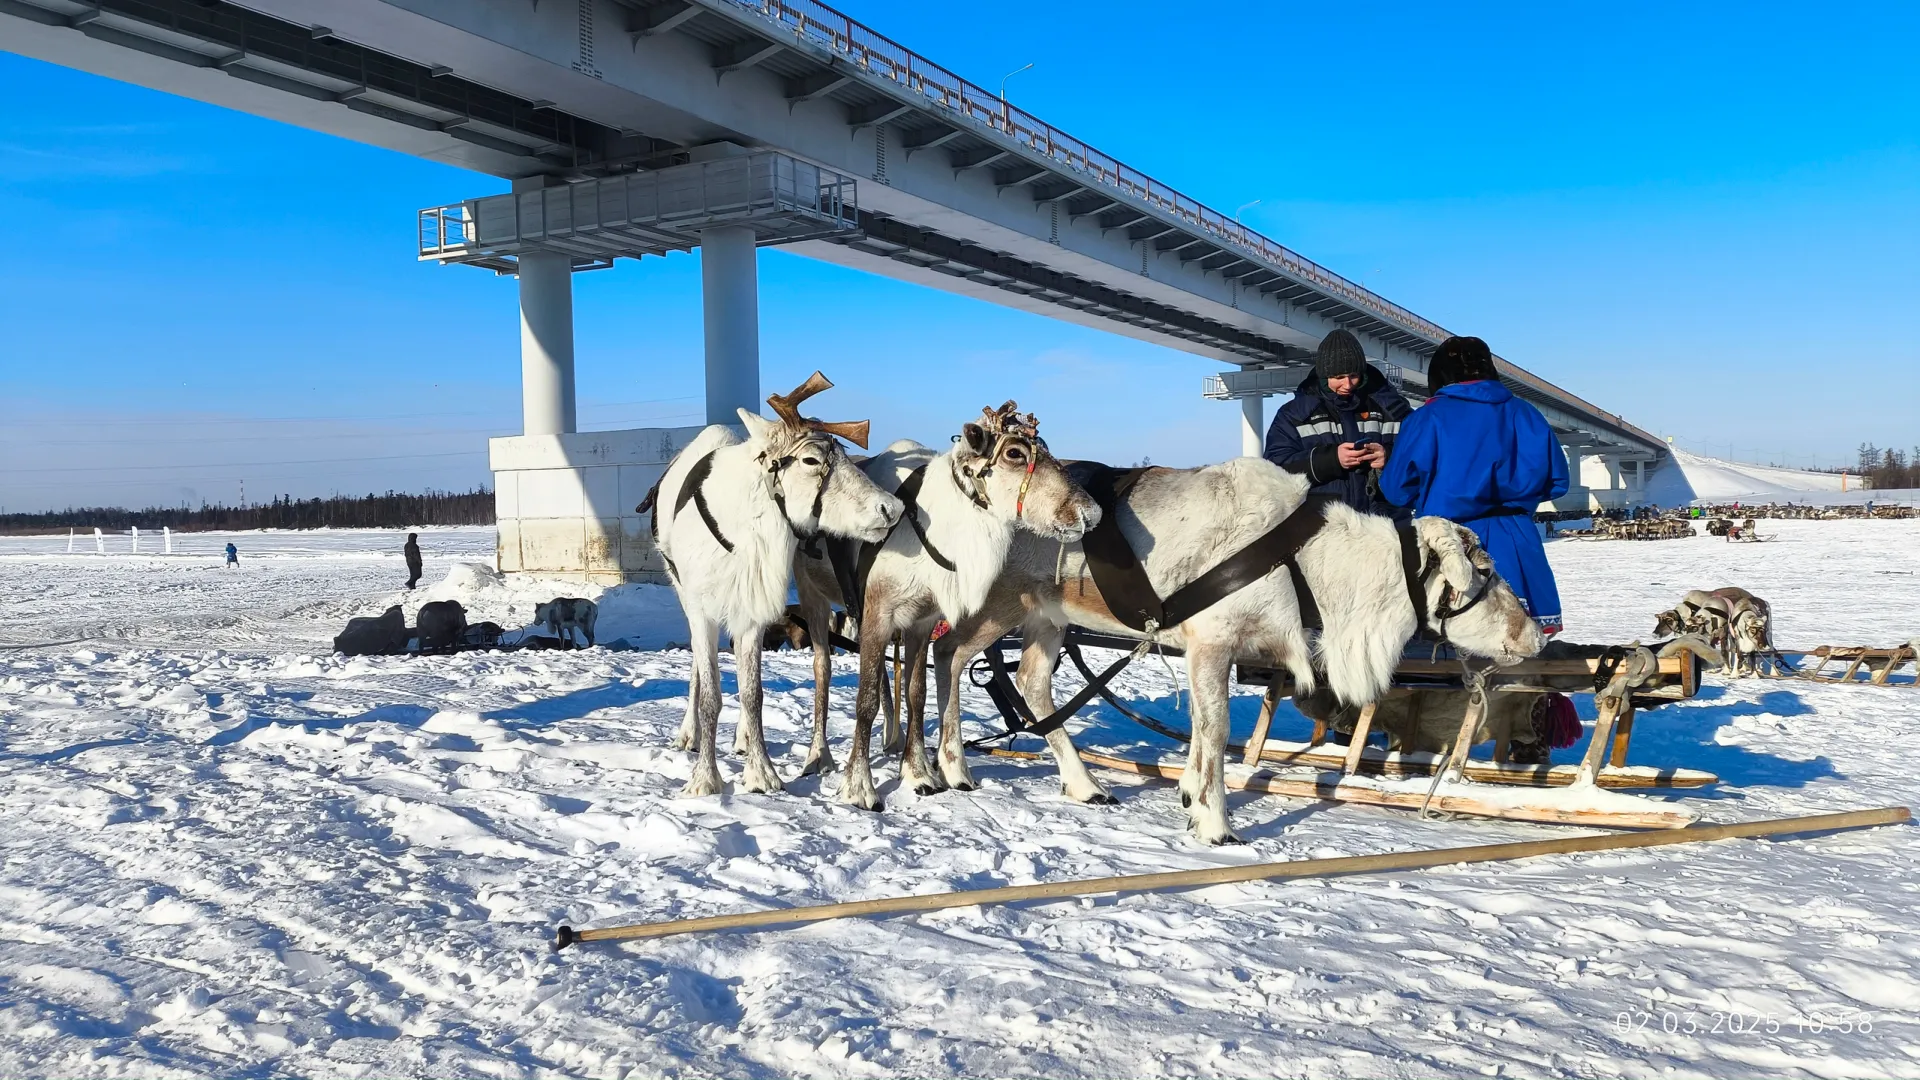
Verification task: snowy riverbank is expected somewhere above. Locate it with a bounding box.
[2,521,1917,1077]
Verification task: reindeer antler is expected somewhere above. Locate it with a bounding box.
[767,371,834,425]
[981,400,1039,438]
[765,370,871,449]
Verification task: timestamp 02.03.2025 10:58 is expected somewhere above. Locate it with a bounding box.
[1615,1010,1875,1037]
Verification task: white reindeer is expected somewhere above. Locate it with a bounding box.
[837,403,1101,811]
[931,457,1546,844]
[648,373,903,798]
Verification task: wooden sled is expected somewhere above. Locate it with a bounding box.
[1786,645,1918,687]
[974,630,1716,830]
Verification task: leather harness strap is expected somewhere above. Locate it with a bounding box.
[851,463,953,621]
[965,634,1137,747]
[673,450,734,554]
[1157,495,1336,630]
[894,465,957,572]
[1397,522,1429,630]
[1077,466,1165,633]
[1079,463,1335,634]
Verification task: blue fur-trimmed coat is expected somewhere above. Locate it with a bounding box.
[1262,366,1412,517]
[1378,379,1570,632]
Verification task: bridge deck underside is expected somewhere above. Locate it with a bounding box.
[1,0,1665,457]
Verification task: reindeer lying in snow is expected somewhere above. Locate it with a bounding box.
[647,373,902,798]
[835,403,1100,811]
[932,457,1546,844]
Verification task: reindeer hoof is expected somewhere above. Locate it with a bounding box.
[913,783,940,796]
[1180,791,1192,809]
[798,753,835,777]
[1088,792,1118,806]
[678,776,723,799]
[951,781,976,793]
[741,768,785,795]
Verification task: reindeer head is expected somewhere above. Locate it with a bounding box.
[950,402,1100,542]
[737,371,902,544]
[1730,601,1770,653]
[1653,608,1691,638]
[1411,518,1546,665]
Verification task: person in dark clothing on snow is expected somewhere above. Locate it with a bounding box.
[1379,335,1570,635]
[1263,328,1412,518]
[403,532,423,590]
[224,542,238,567]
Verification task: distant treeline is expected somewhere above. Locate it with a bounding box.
[1856,444,1920,491]
[0,489,495,535]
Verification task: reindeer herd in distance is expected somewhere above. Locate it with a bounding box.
[641,373,1543,844]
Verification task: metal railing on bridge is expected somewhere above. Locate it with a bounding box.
[720,0,1451,344]
[419,150,859,272]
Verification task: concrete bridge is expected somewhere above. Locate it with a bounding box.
[4,0,1662,579]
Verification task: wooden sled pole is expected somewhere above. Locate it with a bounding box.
[554,806,1909,948]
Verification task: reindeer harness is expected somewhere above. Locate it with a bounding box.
[665,434,837,559]
[833,406,1050,613]
[641,370,870,579]
[969,465,1469,746]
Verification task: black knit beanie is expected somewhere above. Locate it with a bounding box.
[1428,335,1496,393]
[1314,329,1367,385]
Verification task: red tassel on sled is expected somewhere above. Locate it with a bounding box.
[1544,692,1582,749]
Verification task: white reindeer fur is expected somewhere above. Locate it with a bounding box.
[658,422,805,629]
[867,441,1019,627]
[655,410,900,799]
[838,434,1099,810]
[929,455,1543,843]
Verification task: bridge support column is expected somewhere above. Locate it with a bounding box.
[518,251,577,435]
[1240,396,1265,457]
[701,225,761,424]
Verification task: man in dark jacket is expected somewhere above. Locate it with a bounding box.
[1379,335,1569,634]
[1263,328,1412,517]
[404,532,423,590]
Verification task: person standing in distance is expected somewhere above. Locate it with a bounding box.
[1264,328,1412,518]
[403,532,423,590]
[224,542,238,568]
[1379,335,1569,635]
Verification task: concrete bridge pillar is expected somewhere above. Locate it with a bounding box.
[1240,396,1265,457]
[701,225,761,424]
[517,250,577,436]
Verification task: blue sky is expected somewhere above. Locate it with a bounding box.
[2,0,1916,512]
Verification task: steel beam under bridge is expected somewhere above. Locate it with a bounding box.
[0,0,1664,458]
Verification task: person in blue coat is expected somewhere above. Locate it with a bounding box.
[1264,328,1412,518]
[1379,336,1570,635]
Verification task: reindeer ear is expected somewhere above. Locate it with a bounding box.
[961,423,989,455]
[1421,518,1477,593]
[737,408,778,441]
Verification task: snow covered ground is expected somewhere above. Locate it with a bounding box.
[2,522,1917,1078]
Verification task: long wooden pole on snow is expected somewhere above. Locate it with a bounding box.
[554,806,1908,949]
